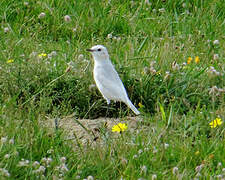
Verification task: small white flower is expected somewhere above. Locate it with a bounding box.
[217,162,222,167]
[64,15,71,22]
[133,154,138,159]
[152,174,157,180]
[18,159,29,167]
[158,8,165,13]
[61,163,69,172]
[75,175,80,179]
[87,175,94,180]
[72,28,77,32]
[38,12,46,19]
[213,40,219,45]
[60,157,67,163]
[164,143,169,149]
[1,137,7,143]
[195,165,202,172]
[196,172,201,177]
[32,161,40,167]
[78,54,84,60]
[153,146,158,153]
[4,27,10,33]
[213,54,219,60]
[9,138,14,144]
[150,61,156,67]
[172,167,179,175]
[39,166,46,173]
[24,2,29,6]
[138,149,143,154]
[107,33,113,39]
[4,154,10,159]
[145,0,151,5]
[141,165,147,174]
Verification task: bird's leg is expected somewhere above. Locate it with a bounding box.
[106,100,110,117]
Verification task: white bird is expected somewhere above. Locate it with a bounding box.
[87,45,140,115]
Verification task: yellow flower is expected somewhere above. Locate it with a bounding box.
[138,102,144,108]
[38,53,47,58]
[209,118,223,128]
[195,56,200,63]
[195,151,200,155]
[112,123,127,133]
[7,59,14,63]
[187,57,192,64]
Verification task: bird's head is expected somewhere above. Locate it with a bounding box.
[86,45,109,61]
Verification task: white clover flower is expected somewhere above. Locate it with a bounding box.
[213,40,219,45]
[64,15,71,22]
[138,149,143,154]
[133,154,138,159]
[38,12,46,19]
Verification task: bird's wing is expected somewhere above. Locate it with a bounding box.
[94,63,128,102]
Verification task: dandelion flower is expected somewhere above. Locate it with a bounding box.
[187,57,192,64]
[112,123,127,133]
[138,102,144,108]
[195,56,200,63]
[209,118,223,128]
[38,53,47,58]
[7,59,14,63]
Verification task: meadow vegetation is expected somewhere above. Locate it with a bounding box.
[0,0,224,179]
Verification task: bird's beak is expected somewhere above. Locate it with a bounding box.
[86,48,94,52]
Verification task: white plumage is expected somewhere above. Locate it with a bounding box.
[87,45,140,115]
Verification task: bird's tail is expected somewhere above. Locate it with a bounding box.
[126,99,140,115]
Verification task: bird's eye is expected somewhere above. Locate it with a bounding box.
[97,48,101,51]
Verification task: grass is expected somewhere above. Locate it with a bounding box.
[0,0,224,179]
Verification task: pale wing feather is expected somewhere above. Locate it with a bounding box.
[94,62,128,102]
